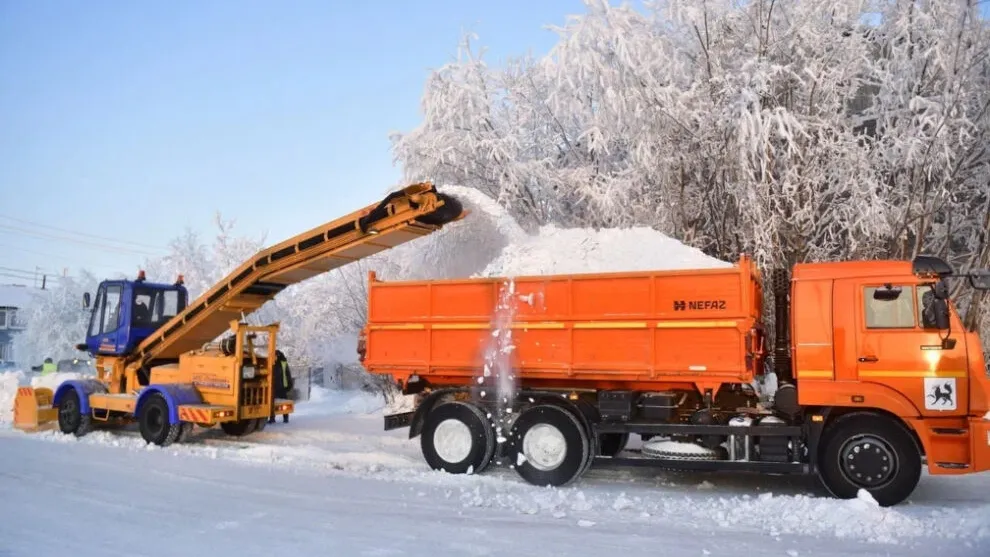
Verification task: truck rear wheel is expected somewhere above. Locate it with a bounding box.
[221,419,259,436]
[818,412,921,507]
[138,393,182,446]
[420,401,496,475]
[507,404,590,487]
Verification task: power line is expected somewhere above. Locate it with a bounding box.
[0,242,133,274]
[0,224,163,257]
[0,213,166,251]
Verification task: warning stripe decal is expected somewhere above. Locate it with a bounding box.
[179,407,214,423]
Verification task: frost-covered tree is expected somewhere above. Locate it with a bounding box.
[12,271,101,366]
[391,0,990,348]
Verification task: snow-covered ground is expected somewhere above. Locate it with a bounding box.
[1,382,988,557]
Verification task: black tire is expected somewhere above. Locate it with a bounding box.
[818,412,922,507]
[175,422,194,444]
[507,404,590,487]
[221,419,259,436]
[599,433,629,457]
[254,418,268,432]
[138,393,182,446]
[420,401,496,475]
[57,389,92,437]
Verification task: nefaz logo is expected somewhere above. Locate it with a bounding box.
[673,299,727,311]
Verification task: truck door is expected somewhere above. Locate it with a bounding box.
[85,282,126,355]
[853,281,968,417]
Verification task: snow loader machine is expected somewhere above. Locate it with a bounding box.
[13,183,465,445]
[362,254,990,506]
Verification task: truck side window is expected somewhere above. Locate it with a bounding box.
[101,285,123,334]
[87,287,104,337]
[864,286,915,329]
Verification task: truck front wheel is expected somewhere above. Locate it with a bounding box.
[420,401,496,475]
[57,389,93,437]
[507,404,590,487]
[817,412,921,507]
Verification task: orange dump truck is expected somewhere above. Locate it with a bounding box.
[359,254,990,506]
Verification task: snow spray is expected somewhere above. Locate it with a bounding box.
[478,278,520,445]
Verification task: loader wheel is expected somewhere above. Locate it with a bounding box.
[818,412,921,507]
[57,389,92,437]
[254,418,268,432]
[507,404,590,487]
[420,401,496,475]
[598,433,629,457]
[221,419,258,436]
[138,393,182,446]
[175,422,194,444]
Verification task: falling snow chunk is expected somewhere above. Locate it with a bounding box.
[578,520,596,528]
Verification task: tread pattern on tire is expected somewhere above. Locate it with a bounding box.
[139,393,182,446]
[421,401,496,475]
[508,404,591,487]
[58,389,93,438]
[817,412,921,507]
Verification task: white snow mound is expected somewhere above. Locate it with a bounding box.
[475,223,731,277]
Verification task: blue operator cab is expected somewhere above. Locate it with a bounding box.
[80,271,189,357]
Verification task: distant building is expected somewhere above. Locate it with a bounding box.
[0,284,37,366]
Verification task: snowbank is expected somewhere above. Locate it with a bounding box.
[0,370,86,426]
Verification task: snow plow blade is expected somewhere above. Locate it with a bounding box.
[13,387,58,432]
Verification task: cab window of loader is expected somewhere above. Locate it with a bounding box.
[132,288,182,328]
[101,285,122,333]
[87,288,104,337]
[864,286,916,329]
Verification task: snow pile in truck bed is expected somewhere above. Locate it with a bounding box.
[410,185,731,279]
[476,223,732,277]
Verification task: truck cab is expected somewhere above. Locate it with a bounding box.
[80,271,188,357]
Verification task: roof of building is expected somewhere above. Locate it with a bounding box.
[0,284,40,309]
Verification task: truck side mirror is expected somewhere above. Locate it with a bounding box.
[83,292,91,309]
[968,271,990,290]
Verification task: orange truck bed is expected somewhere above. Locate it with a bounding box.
[361,255,765,392]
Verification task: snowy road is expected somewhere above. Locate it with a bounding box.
[1,388,989,557]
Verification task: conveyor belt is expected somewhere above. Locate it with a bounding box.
[129,182,464,366]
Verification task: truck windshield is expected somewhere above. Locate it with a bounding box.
[132,287,184,329]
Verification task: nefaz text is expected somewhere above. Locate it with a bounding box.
[673,299,727,311]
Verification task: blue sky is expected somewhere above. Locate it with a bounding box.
[1,1,987,288]
[0,0,582,285]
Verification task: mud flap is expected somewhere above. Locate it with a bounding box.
[384,411,414,431]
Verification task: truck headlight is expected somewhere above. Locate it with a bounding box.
[242,366,256,379]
